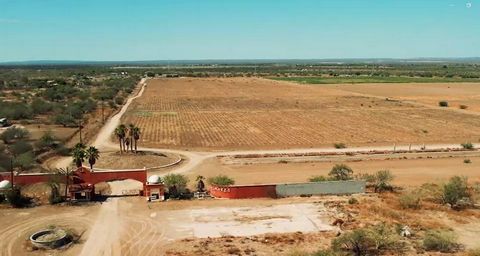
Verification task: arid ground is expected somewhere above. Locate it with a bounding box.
[123,78,480,150]
[185,152,480,188]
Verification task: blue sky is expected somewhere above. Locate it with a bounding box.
[0,0,478,61]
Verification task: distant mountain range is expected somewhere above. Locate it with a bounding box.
[1,58,480,66]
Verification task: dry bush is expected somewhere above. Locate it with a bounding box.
[399,192,422,209]
[332,224,407,255]
[423,230,459,253]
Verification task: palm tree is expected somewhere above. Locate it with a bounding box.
[125,137,130,152]
[56,167,74,199]
[85,146,100,170]
[132,126,141,153]
[72,143,86,168]
[128,123,135,152]
[114,124,126,153]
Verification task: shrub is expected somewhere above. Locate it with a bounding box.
[373,170,394,193]
[348,197,359,204]
[5,188,31,208]
[442,176,472,209]
[399,192,422,209]
[14,152,35,171]
[10,140,33,156]
[163,174,189,190]
[459,104,468,110]
[332,228,375,255]
[464,159,472,164]
[423,230,459,252]
[309,175,329,182]
[329,164,353,181]
[164,174,189,198]
[0,127,30,144]
[208,175,235,186]
[114,96,124,105]
[461,142,474,150]
[438,101,449,107]
[332,224,405,255]
[355,173,376,184]
[334,143,346,149]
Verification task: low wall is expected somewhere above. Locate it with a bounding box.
[275,180,366,197]
[0,172,63,186]
[210,181,365,199]
[210,184,277,199]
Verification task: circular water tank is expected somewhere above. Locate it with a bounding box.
[0,180,11,189]
[147,175,162,184]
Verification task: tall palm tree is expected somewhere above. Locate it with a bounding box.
[132,126,141,153]
[72,143,86,167]
[85,146,100,170]
[128,123,135,152]
[114,124,126,153]
[56,167,74,199]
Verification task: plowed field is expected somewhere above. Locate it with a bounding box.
[123,78,480,150]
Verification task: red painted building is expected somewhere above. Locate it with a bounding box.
[210,184,277,199]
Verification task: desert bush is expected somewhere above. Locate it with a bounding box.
[459,104,468,109]
[442,176,472,210]
[464,159,472,164]
[438,101,449,107]
[355,173,376,184]
[329,164,353,181]
[461,142,474,150]
[163,174,189,195]
[208,175,235,186]
[5,188,31,208]
[423,230,459,252]
[309,175,329,182]
[114,96,124,105]
[373,170,394,192]
[0,127,30,144]
[332,224,405,255]
[14,152,35,171]
[399,192,422,209]
[332,228,374,255]
[348,197,359,204]
[334,143,346,149]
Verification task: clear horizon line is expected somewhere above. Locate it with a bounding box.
[2,56,480,64]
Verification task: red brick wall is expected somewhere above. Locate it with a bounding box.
[210,184,277,199]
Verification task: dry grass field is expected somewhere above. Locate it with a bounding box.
[186,154,480,188]
[332,82,480,111]
[123,78,480,150]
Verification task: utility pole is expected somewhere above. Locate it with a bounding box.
[10,158,14,189]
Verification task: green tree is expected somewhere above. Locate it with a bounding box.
[72,143,86,167]
[128,123,135,152]
[442,176,471,209]
[208,175,235,186]
[132,126,141,153]
[114,124,126,153]
[329,164,353,181]
[85,146,100,170]
[164,174,189,196]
